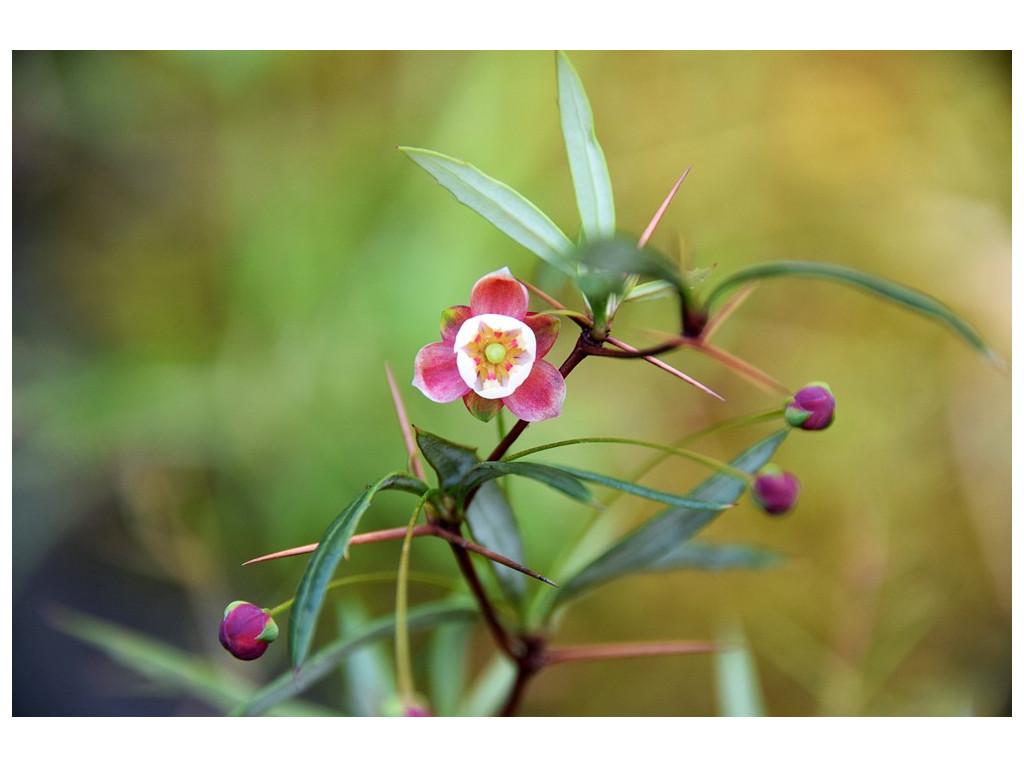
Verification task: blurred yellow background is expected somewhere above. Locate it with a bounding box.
[13,51,1010,716]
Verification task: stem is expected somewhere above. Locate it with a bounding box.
[452,333,595,703]
[485,333,591,463]
[498,635,547,717]
[430,525,556,586]
[498,668,537,716]
[581,338,684,359]
[446,531,520,660]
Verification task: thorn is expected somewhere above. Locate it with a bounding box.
[638,166,692,249]
[386,363,426,482]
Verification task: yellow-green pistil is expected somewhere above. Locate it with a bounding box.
[485,343,507,365]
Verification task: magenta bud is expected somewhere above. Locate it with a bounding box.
[785,382,835,431]
[381,695,433,716]
[219,600,278,661]
[752,465,800,515]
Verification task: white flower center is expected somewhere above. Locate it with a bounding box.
[453,313,536,399]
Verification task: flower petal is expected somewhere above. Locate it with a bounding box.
[454,313,536,399]
[463,391,505,422]
[412,342,468,402]
[503,359,566,422]
[440,305,473,344]
[524,312,559,359]
[470,267,529,320]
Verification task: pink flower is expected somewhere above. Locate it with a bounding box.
[413,268,565,422]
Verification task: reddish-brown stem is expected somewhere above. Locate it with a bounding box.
[430,525,556,586]
[446,535,521,660]
[581,338,684,358]
[484,333,591,463]
[455,334,595,691]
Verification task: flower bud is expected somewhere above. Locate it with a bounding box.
[219,601,278,661]
[381,695,433,716]
[752,465,800,515]
[785,382,835,431]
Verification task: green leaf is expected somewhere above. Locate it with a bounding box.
[547,463,734,511]
[557,51,615,241]
[705,260,1001,363]
[237,599,476,716]
[646,541,783,572]
[49,606,338,716]
[336,600,396,717]
[455,653,518,717]
[428,620,474,717]
[466,480,527,602]
[624,279,677,303]
[414,427,478,492]
[289,471,427,669]
[574,238,685,329]
[460,460,592,503]
[577,237,684,290]
[715,622,766,717]
[399,146,577,276]
[555,430,788,604]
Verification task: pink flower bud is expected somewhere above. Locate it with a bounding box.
[219,601,278,661]
[752,465,800,515]
[381,696,433,716]
[785,382,835,430]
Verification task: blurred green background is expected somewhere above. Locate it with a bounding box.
[12,51,1010,716]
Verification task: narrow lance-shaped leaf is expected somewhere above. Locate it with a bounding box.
[554,430,788,604]
[460,461,591,503]
[237,599,477,716]
[428,620,475,717]
[645,541,783,573]
[289,472,428,669]
[557,51,615,241]
[547,463,734,511]
[399,146,577,276]
[705,260,1001,364]
[50,607,339,716]
[466,480,527,603]
[715,622,767,717]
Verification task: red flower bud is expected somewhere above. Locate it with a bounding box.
[752,465,800,515]
[219,601,278,661]
[785,382,835,431]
